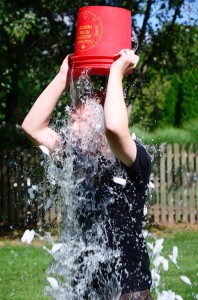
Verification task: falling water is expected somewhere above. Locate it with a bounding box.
[43,70,128,299]
[20,69,197,299]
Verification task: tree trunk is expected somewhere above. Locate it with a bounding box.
[5,67,18,125]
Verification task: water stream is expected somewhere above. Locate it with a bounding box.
[21,71,196,300]
[43,71,125,299]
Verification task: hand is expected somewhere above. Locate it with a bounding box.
[111,49,139,77]
[59,54,73,86]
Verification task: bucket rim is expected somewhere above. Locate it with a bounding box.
[72,55,121,59]
[78,6,131,13]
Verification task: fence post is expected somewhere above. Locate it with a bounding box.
[181,144,188,223]
[174,144,181,223]
[167,144,174,224]
[160,144,166,223]
[189,144,195,224]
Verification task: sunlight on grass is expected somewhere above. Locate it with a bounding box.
[149,227,198,299]
[131,122,198,145]
[0,243,52,300]
[0,228,197,299]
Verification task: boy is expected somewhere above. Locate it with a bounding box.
[22,49,153,300]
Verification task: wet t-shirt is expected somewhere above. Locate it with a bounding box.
[73,140,152,294]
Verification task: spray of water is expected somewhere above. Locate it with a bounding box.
[20,69,197,299]
[42,70,126,299]
[132,30,139,53]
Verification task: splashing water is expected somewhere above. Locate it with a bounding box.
[132,30,139,53]
[42,70,167,299]
[43,71,125,299]
[24,71,195,300]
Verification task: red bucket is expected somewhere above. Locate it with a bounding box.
[72,6,132,77]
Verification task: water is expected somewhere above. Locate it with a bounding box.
[43,71,124,299]
[21,70,196,300]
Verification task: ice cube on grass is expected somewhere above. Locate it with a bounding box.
[151,269,161,287]
[21,229,35,244]
[51,243,63,254]
[175,295,183,300]
[153,238,164,255]
[153,255,169,271]
[180,275,192,285]
[47,277,59,289]
[157,290,183,300]
[169,246,178,265]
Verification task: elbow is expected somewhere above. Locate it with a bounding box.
[105,123,122,140]
[105,120,130,141]
[22,119,41,146]
[21,118,35,138]
[21,119,30,134]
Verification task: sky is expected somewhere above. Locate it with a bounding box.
[134,0,198,30]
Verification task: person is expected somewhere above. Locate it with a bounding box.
[22,49,153,300]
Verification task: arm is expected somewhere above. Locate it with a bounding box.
[104,49,139,167]
[22,55,71,150]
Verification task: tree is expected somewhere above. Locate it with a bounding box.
[131,22,198,130]
[160,73,181,127]
[180,68,198,124]
[0,0,197,142]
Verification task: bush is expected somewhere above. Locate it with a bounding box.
[161,73,181,127]
[180,68,198,124]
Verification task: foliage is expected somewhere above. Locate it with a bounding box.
[131,118,198,145]
[180,68,198,124]
[156,68,198,128]
[161,73,181,127]
[131,74,171,130]
[0,0,197,146]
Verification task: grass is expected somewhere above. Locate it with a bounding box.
[149,226,198,299]
[0,227,197,299]
[131,120,198,145]
[0,238,52,300]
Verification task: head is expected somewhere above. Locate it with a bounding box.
[69,91,106,133]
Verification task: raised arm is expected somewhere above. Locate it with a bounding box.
[22,55,71,150]
[104,49,139,167]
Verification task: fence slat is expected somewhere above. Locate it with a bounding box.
[153,161,160,223]
[174,144,181,222]
[160,144,167,223]
[181,145,188,223]
[167,144,174,224]
[189,144,195,224]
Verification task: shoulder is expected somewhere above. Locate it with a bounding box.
[123,140,151,184]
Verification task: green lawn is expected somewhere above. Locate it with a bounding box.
[0,228,197,300]
[149,227,198,299]
[0,240,52,300]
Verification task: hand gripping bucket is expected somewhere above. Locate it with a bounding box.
[72,6,132,77]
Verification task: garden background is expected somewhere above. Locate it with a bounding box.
[0,0,198,299]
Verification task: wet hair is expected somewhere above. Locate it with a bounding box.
[73,90,106,110]
[93,90,106,107]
